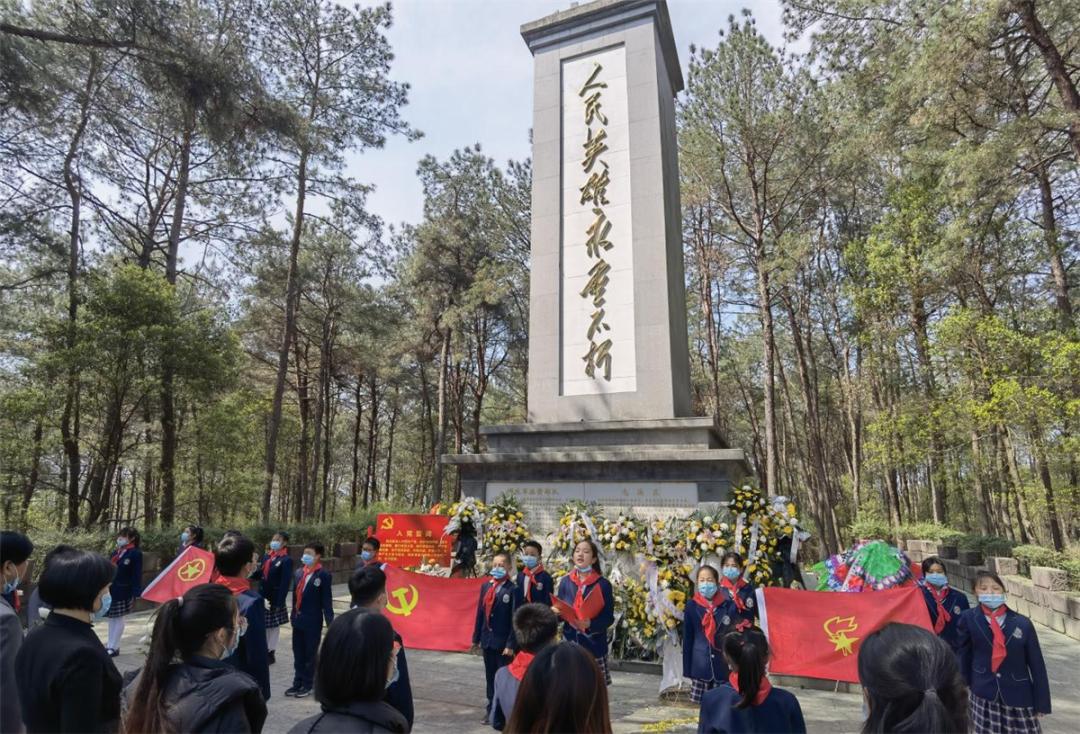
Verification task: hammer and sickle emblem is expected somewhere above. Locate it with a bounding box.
[380,516,395,530]
[178,558,206,582]
[385,585,419,617]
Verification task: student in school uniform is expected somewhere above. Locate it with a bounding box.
[698,627,806,734]
[177,524,205,558]
[515,540,553,608]
[920,555,970,656]
[350,565,414,729]
[684,564,743,704]
[957,570,1051,734]
[1,531,33,734]
[718,551,757,628]
[287,542,335,698]
[254,531,293,666]
[490,603,558,731]
[472,552,517,725]
[554,539,615,686]
[214,533,272,701]
[105,526,143,657]
[356,537,381,569]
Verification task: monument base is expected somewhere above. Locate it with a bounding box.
[442,418,750,534]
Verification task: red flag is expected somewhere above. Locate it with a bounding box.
[141,546,215,604]
[382,565,485,652]
[759,586,933,683]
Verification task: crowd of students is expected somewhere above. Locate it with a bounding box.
[0,528,1057,734]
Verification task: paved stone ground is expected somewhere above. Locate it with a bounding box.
[98,584,1078,733]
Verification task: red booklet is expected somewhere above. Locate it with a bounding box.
[552,588,605,625]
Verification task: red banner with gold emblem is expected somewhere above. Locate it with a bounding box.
[141,546,216,603]
[759,586,933,683]
[382,565,486,652]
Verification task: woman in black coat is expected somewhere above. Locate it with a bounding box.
[288,609,409,734]
[14,546,121,733]
[123,583,267,733]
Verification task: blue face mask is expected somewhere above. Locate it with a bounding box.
[698,582,718,599]
[925,573,948,588]
[978,594,1006,610]
[722,567,741,581]
[301,554,315,567]
[92,593,112,621]
[521,555,539,569]
[575,565,594,575]
[180,531,190,544]
[116,538,128,548]
[3,573,19,595]
[269,541,282,552]
[491,567,507,580]
[361,550,374,561]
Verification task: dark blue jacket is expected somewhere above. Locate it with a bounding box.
[683,597,741,681]
[555,574,615,658]
[698,682,807,734]
[957,607,1051,713]
[223,589,271,700]
[921,584,969,653]
[719,580,757,627]
[290,568,335,632]
[514,569,554,608]
[472,578,517,651]
[109,547,143,604]
[387,631,414,728]
[254,551,294,610]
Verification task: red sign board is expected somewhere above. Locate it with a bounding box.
[374,513,452,567]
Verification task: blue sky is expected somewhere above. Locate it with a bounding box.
[353,0,788,229]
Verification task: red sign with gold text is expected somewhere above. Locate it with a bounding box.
[375,513,452,567]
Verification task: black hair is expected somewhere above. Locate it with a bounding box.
[305,542,325,556]
[573,539,603,574]
[362,537,380,552]
[315,608,395,707]
[513,603,559,654]
[491,551,511,565]
[274,530,290,542]
[721,551,744,568]
[523,540,543,555]
[183,525,204,545]
[349,565,387,608]
[506,641,612,734]
[214,534,256,577]
[722,628,769,709]
[0,531,34,566]
[117,527,141,547]
[222,529,243,539]
[696,564,720,585]
[124,584,238,733]
[858,622,968,734]
[921,556,946,575]
[37,545,115,612]
[974,570,1006,590]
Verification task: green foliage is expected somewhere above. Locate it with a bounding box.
[956,535,1016,558]
[1011,545,1067,575]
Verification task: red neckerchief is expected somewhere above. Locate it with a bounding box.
[693,593,719,648]
[483,578,506,627]
[929,585,952,634]
[294,563,322,613]
[211,571,250,597]
[981,604,1008,672]
[262,548,288,579]
[569,568,601,618]
[521,564,545,602]
[111,543,136,565]
[721,577,747,612]
[728,672,772,705]
[508,650,535,681]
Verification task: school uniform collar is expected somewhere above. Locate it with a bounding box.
[45,611,96,635]
[976,606,1016,644]
[322,700,408,733]
[187,655,232,671]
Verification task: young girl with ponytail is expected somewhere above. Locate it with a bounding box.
[697,627,805,734]
[554,540,615,686]
[123,583,268,733]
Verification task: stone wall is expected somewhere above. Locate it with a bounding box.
[905,539,1080,642]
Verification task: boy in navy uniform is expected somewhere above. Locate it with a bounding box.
[253,531,293,665]
[491,603,558,731]
[287,542,334,698]
[213,533,271,700]
[471,552,517,725]
[349,565,414,728]
[356,536,381,569]
[515,540,553,608]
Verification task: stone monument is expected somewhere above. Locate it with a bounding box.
[444,0,749,533]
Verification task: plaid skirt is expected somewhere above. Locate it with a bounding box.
[105,598,134,618]
[266,605,289,628]
[596,654,612,686]
[970,693,1042,734]
[690,678,719,704]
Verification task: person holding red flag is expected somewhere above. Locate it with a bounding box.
[514,540,553,608]
[920,556,969,656]
[683,564,742,704]
[105,526,143,657]
[287,542,335,698]
[958,570,1051,733]
[253,531,293,665]
[554,539,615,686]
[718,552,757,628]
[214,533,271,701]
[472,553,518,725]
[490,603,558,731]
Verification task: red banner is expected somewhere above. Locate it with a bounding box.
[141,546,216,603]
[760,586,933,683]
[382,565,485,652]
[375,513,452,567]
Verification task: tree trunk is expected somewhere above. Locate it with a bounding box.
[350,376,363,511]
[384,386,399,502]
[295,340,311,520]
[20,415,44,527]
[1030,423,1065,551]
[432,327,452,505]
[756,261,778,496]
[364,375,380,504]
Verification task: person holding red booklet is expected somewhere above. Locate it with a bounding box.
[554,539,615,685]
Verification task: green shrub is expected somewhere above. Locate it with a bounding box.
[1011,544,1065,576]
[1061,559,1080,592]
[848,516,892,541]
[899,522,964,543]
[956,534,1015,558]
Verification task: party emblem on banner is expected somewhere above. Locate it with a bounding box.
[386,584,419,617]
[381,516,395,530]
[178,558,207,582]
[823,615,859,656]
